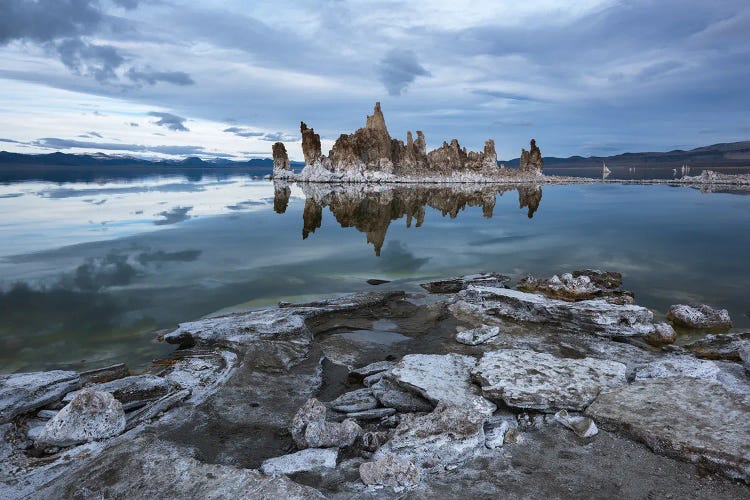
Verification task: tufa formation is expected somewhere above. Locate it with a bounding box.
[272,102,542,181]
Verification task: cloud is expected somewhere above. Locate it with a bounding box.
[55,38,125,82]
[0,138,21,143]
[223,127,264,138]
[31,137,231,157]
[259,132,297,142]
[126,67,195,86]
[378,49,431,96]
[154,206,192,225]
[0,0,103,44]
[472,89,537,101]
[128,122,139,127]
[111,0,141,9]
[148,112,189,131]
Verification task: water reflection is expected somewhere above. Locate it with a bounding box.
[276,182,543,255]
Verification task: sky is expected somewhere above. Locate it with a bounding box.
[0,0,749,161]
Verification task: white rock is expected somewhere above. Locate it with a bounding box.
[36,389,125,447]
[389,353,496,416]
[456,325,500,346]
[472,349,627,411]
[458,286,657,337]
[260,448,338,475]
[667,304,732,331]
[554,409,598,438]
[374,402,486,469]
[484,418,511,449]
[360,455,421,487]
[304,418,362,448]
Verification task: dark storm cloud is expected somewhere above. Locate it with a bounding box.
[111,0,141,9]
[32,137,226,156]
[148,112,189,131]
[126,67,195,86]
[0,138,22,143]
[378,49,431,96]
[0,0,103,44]
[55,38,125,81]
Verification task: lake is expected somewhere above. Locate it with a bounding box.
[1,173,749,373]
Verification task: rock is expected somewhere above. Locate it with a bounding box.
[36,409,58,419]
[79,363,129,385]
[0,370,80,424]
[517,271,634,304]
[472,349,627,411]
[371,378,434,413]
[367,278,390,285]
[344,408,397,420]
[634,357,722,381]
[456,325,500,345]
[420,272,510,294]
[374,402,486,469]
[740,346,750,374]
[125,389,191,430]
[362,371,387,387]
[327,388,379,413]
[273,182,291,213]
[291,398,328,449]
[484,417,512,449]
[519,138,543,172]
[684,332,750,361]
[458,286,658,337]
[260,448,338,475]
[350,360,396,379]
[300,122,323,165]
[362,431,390,452]
[667,304,732,331]
[304,418,362,449]
[389,353,496,416]
[645,322,677,346]
[64,374,178,407]
[31,435,327,499]
[586,377,750,482]
[359,454,421,488]
[36,389,126,447]
[554,410,598,438]
[272,142,291,172]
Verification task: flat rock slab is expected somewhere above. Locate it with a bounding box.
[0,370,80,424]
[260,448,338,475]
[350,360,396,379]
[327,388,378,413]
[459,286,657,337]
[65,374,178,405]
[389,353,496,416]
[420,273,510,294]
[371,378,434,413]
[472,349,627,411]
[456,325,500,346]
[586,377,750,482]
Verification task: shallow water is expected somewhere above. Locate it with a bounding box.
[1,174,749,373]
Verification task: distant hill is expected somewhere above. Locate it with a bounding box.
[0,151,305,183]
[500,141,750,168]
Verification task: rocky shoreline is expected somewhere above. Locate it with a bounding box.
[2,269,749,498]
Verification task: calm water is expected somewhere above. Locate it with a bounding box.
[1,174,749,373]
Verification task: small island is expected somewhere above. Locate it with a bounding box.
[272,102,544,183]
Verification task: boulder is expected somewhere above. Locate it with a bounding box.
[304,418,362,449]
[667,304,732,331]
[420,272,510,294]
[389,353,496,416]
[0,370,80,424]
[374,402,486,469]
[457,286,658,337]
[645,322,677,346]
[586,377,750,482]
[290,398,327,449]
[260,448,338,475]
[359,455,421,488]
[472,349,627,411]
[517,271,634,304]
[36,389,126,447]
[456,325,500,346]
[684,332,750,361]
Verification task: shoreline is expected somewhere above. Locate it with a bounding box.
[2,269,748,497]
